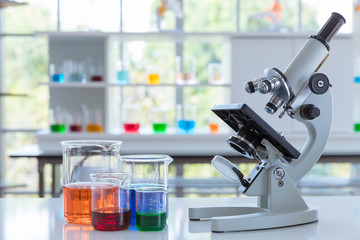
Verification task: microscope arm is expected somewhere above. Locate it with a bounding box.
[274,89,333,182]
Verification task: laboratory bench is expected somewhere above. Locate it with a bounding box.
[0,196,359,240]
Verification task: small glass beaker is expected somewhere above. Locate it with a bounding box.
[116,61,130,84]
[49,108,66,133]
[49,63,65,83]
[147,65,161,85]
[151,108,168,133]
[61,140,122,225]
[85,109,104,133]
[176,104,196,134]
[68,111,82,132]
[122,104,141,133]
[90,172,131,231]
[68,60,87,83]
[175,56,196,85]
[208,63,224,85]
[120,155,173,226]
[136,186,167,231]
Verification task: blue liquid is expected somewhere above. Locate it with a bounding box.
[51,73,65,83]
[130,189,136,226]
[355,76,360,83]
[178,120,195,133]
[117,70,130,84]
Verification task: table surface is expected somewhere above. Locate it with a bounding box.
[0,196,359,240]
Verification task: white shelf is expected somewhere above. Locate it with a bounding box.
[38,82,106,88]
[36,31,352,41]
[108,83,231,87]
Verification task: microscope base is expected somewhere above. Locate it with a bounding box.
[189,205,318,232]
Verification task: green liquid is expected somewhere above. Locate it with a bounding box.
[152,123,167,133]
[136,211,166,231]
[51,124,66,133]
[355,123,360,132]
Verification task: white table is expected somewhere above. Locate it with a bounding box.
[0,196,359,240]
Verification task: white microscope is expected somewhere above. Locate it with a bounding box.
[188,12,346,232]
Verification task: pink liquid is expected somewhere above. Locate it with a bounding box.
[123,123,140,133]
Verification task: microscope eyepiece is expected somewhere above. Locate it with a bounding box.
[310,12,346,50]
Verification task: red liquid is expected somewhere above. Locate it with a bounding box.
[123,123,140,133]
[91,75,103,82]
[70,124,82,132]
[92,208,131,231]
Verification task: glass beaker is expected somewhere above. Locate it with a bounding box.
[136,186,167,231]
[116,60,130,84]
[208,63,224,85]
[120,155,173,226]
[61,140,123,225]
[122,104,141,133]
[176,104,196,134]
[175,56,196,85]
[151,108,168,133]
[147,65,161,85]
[90,172,131,231]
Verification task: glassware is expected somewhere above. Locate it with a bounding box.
[84,108,104,132]
[68,111,82,132]
[176,104,196,134]
[68,60,87,83]
[151,108,168,133]
[208,63,224,85]
[120,155,173,226]
[147,65,161,85]
[116,61,130,84]
[136,186,167,231]
[90,172,131,231]
[122,104,141,133]
[49,108,66,133]
[49,63,65,83]
[89,65,103,82]
[175,56,196,85]
[61,140,122,225]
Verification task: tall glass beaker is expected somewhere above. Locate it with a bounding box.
[120,155,173,226]
[61,140,122,224]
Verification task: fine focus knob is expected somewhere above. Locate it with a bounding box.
[300,104,320,120]
[309,73,330,95]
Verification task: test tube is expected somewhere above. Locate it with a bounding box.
[90,172,131,231]
[135,186,167,232]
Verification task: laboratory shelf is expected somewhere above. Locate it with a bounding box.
[0,0,26,8]
[107,83,231,87]
[38,82,106,88]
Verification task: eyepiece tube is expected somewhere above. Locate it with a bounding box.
[316,12,346,44]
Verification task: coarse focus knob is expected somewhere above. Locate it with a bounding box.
[309,73,330,95]
[300,104,320,120]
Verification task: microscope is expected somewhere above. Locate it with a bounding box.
[188,12,346,232]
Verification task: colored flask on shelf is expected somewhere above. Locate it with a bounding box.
[90,75,103,82]
[152,123,167,133]
[209,123,219,134]
[51,124,66,133]
[51,73,65,83]
[123,123,140,133]
[70,124,82,132]
[87,124,103,132]
[178,120,195,133]
[117,70,130,84]
[147,73,160,85]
